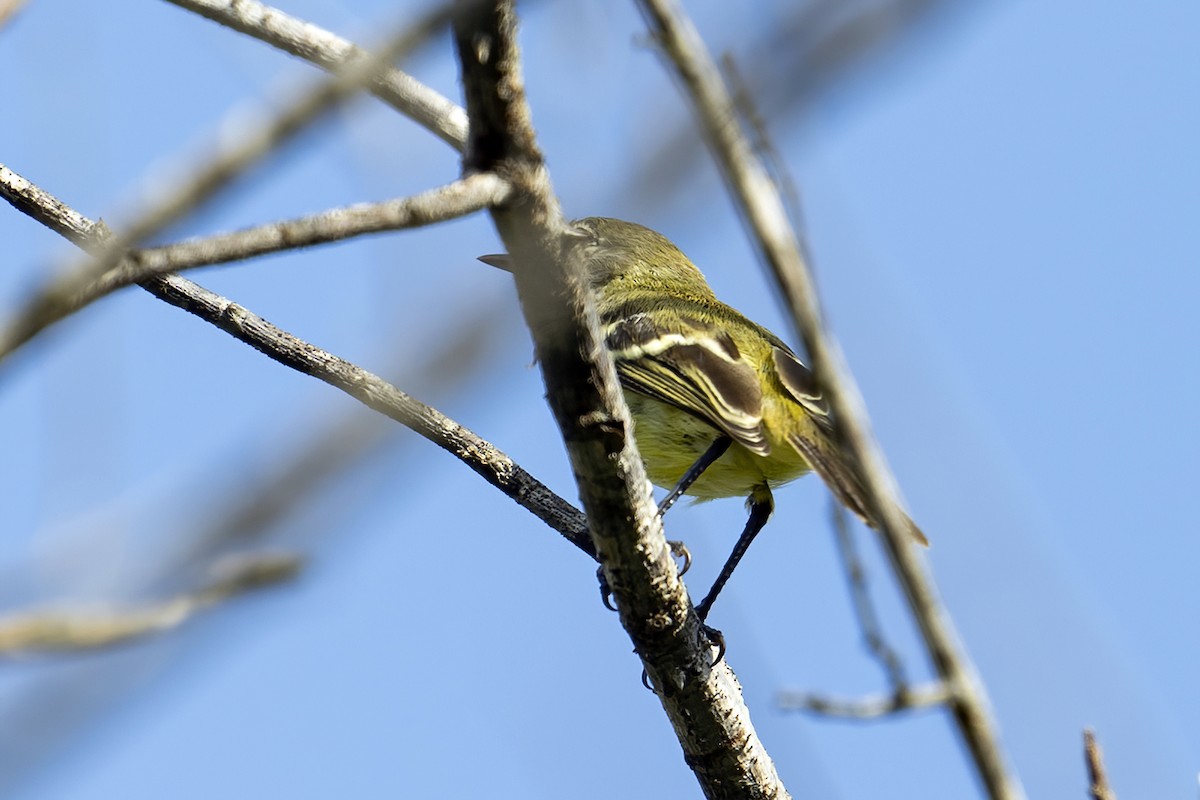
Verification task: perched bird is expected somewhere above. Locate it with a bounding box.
[482,217,926,620]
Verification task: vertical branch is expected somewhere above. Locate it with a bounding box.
[452,3,790,797]
[634,1,1025,798]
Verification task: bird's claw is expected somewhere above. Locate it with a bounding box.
[597,565,618,612]
[668,539,692,576]
[701,622,726,667]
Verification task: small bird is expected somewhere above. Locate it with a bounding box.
[482,217,926,620]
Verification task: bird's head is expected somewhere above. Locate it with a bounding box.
[479,217,714,302]
[570,217,713,300]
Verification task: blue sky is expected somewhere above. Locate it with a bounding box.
[1,1,1197,798]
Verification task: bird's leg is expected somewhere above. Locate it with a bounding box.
[658,435,731,577]
[601,435,733,612]
[691,487,773,664]
[658,435,732,517]
[695,486,774,621]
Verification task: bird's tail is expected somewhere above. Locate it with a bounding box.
[787,432,929,546]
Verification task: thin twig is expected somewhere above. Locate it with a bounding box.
[82,173,510,305]
[635,2,1025,798]
[0,2,460,367]
[778,681,950,719]
[1084,729,1117,800]
[0,163,596,561]
[778,505,943,723]
[0,166,507,312]
[0,553,301,655]
[163,0,468,151]
[454,4,789,798]
[830,502,908,692]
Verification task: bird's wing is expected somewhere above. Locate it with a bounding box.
[771,346,834,434]
[605,312,770,456]
[770,345,875,522]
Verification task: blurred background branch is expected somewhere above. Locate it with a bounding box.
[0,0,26,31]
[778,681,949,718]
[0,553,302,656]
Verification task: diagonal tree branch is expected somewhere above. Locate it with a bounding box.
[162,0,468,151]
[0,163,595,561]
[144,273,601,560]
[454,3,789,798]
[635,1,1024,798]
[828,502,910,692]
[0,2,459,368]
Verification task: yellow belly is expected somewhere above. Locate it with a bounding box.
[625,392,812,501]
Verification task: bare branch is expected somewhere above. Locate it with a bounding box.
[778,682,950,719]
[81,173,510,307]
[779,512,944,723]
[0,553,301,656]
[163,0,468,151]
[0,163,595,561]
[635,1,1025,798]
[0,3,457,367]
[454,5,789,798]
[1084,729,1118,800]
